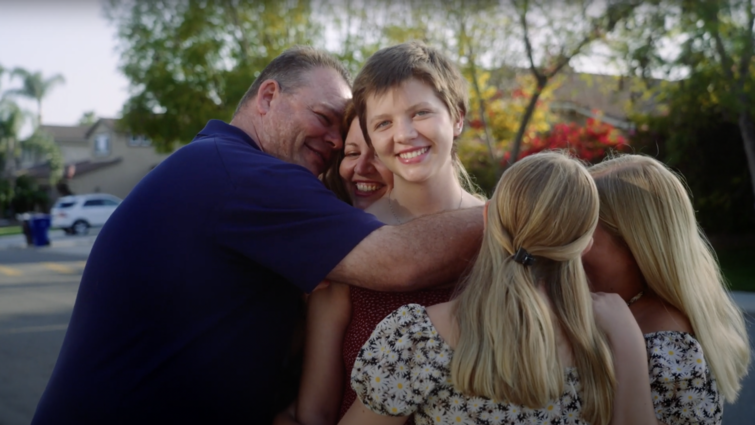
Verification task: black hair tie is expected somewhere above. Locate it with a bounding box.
[513,247,535,266]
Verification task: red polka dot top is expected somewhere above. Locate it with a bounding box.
[338,285,455,420]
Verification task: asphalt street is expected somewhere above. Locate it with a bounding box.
[0,246,87,425]
[0,232,753,425]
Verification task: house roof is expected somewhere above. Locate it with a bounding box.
[551,71,663,122]
[20,157,123,180]
[40,124,91,143]
[41,117,122,144]
[489,67,665,126]
[85,118,119,138]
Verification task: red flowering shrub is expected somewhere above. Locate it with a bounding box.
[503,118,630,164]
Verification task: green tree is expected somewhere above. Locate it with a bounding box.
[105,0,321,152]
[0,98,63,187]
[504,0,640,168]
[0,99,27,185]
[609,0,755,205]
[7,68,65,128]
[78,111,97,126]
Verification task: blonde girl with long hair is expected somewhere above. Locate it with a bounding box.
[583,154,751,425]
[340,152,616,425]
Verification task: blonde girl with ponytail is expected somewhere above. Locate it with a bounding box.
[340,152,617,425]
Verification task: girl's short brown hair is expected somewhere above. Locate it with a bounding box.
[351,41,468,146]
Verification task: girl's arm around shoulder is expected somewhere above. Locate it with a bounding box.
[295,282,352,425]
[591,293,666,425]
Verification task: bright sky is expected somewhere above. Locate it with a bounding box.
[0,0,128,129]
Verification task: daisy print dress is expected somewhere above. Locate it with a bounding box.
[351,304,588,425]
[644,331,722,424]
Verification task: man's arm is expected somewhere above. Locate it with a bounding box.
[328,206,483,292]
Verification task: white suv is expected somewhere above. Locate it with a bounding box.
[51,194,122,235]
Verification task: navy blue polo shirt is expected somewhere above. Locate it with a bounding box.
[32,120,383,425]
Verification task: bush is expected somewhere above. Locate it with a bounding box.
[11,175,49,214]
[504,118,630,164]
[629,112,755,234]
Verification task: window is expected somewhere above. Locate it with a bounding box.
[83,199,105,207]
[94,133,111,156]
[102,199,120,206]
[129,134,152,147]
[56,201,76,209]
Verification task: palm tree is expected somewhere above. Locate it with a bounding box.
[7,68,65,127]
[0,98,27,184]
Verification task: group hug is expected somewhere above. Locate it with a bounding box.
[30,41,749,425]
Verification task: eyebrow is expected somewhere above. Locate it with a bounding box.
[315,102,343,118]
[368,101,435,125]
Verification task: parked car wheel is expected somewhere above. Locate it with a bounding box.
[72,220,90,235]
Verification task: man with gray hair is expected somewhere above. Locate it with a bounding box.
[31,46,483,425]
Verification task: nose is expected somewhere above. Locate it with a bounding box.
[354,149,377,176]
[393,117,417,144]
[324,127,343,151]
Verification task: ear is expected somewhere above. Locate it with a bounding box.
[255,79,281,116]
[453,112,465,137]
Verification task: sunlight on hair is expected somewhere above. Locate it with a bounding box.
[451,151,615,425]
[590,154,751,402]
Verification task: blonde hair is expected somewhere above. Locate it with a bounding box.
[451,152,615,425]
[589,154,751,402]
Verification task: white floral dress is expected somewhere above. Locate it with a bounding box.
[351,304,722,425]
[351,304,587,425]
[645,331,722,424]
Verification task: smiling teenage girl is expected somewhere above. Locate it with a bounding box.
[293,42,484,425]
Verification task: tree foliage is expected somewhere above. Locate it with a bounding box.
[504,0,641,168]
[7,68,65,127]
[0,67,64,216]
[508,117,630,162]
[608,0,755,206]
[629,97,755,233]
[104,0,321,152]
[458,71,557,193]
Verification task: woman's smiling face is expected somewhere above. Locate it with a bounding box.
[364,78,462,184]
[339,119,393,210]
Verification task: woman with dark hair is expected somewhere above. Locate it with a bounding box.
[322,102,393,209]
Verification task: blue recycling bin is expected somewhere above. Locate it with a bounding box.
[30,214,52,247]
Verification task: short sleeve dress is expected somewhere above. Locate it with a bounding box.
[351,304,587,425]
[351,304,723,425]
[644,331,722,424]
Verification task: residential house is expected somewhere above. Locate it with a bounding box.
[550,71,664,131]
[23,118,172,200]
[489,67,664,133]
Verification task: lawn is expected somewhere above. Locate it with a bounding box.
[0,226,22,237]
[717,247,755,292]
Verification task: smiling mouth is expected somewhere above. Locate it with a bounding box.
[398,147,429,160]
[306,144,329,166]
[355,182,384,193]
